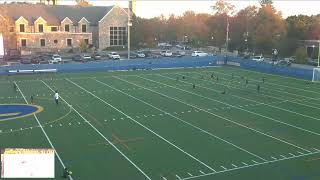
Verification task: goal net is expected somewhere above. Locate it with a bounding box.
[312,68,320,82]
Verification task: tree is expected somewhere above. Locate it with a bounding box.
[211,0,235,15]
[79,39,89,52]
[251,4,287,54]
[259,0,273,6]
[294,47,308,64]
[228,6,258,51]
[75,0,92,7]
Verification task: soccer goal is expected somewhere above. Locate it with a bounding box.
[312,67,320,82]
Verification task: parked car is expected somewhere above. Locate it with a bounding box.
[37,54,51,64]
[191,51,208,57]
[160,50,173,57]
[108,52,120,60]
[275,60,291,66]
[172,51,186,57]
[307,58,318,66]
[129,53,138,59]
[31,56,41,64]
[72,54,82,62]
[252,55,264,62]
[50,54,62,64]
[92,52,102,60]
[81,54,92,61]
[20,57,32,64]
[136,51,146,58]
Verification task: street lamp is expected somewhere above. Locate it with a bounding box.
[317,41,320,67]
[312,45,315,59]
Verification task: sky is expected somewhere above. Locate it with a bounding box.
[3,0,320,18]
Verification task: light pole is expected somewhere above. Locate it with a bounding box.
[318,41,320,67]
[225,16,229,51]
[127,1,132,60]
[312,45,315,59]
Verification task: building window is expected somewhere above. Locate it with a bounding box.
[51,27,58,32]
[9,27,14,32]
[38,24,44,32]
[110,26,126,46]
[66,38,72,47]
[40,39,45,47]
[19,24,25,32]
[54,39,58,44]
[81,24,87,33]
[21,39,27,47]
[65,24,70,32]
[84,39,89,45]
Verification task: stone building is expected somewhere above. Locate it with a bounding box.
[0,3,128,55]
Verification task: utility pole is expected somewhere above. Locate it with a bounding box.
[127,1,132,60]
[225,16,229,52]
[318,41,320,67]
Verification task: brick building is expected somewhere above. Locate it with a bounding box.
[0,3,128,55]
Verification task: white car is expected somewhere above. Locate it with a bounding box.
[136,51,146,58]
[81,54,92,61]
[108,52,120,60]
[160,50,172,57]
[192,51,208,57]
[252,55,264,62]
[50,54,62,64]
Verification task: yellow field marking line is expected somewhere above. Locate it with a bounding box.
[0,112,20,117]
[112,133,131,151]
[74,104,104,128]
[305,157,320,162]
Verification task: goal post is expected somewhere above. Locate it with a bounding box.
[312,67,320,82]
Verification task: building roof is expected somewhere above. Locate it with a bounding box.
[0,3,114,26]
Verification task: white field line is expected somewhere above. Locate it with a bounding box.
[40,80,152,180]
[65,78,216,172]
[180,150,320,180]
[183,70,318,102]
[14,81,74,180]
[197,70,320,101]
[187,71,320,114]
[230,67,319,90]
[135,75,311,153]
[94,78,267,162]
[157,74,320,137]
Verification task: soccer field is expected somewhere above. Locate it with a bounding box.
[1,66,320,180]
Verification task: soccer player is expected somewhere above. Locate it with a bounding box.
[262,77,265,83]
[211,73,214,79]
[30,95,34,104]
[193,84,196,89]
[245,78,248,86]
[63,168,72,178]
[257,84,260,93]
[54,90,59,105]
[216,76,219,82]
[13,83,17,92]
[182,76,185,79]
[221,88,226,94]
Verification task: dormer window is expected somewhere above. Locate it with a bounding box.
[65,24,70,32]
[19,24,25,32]
[81,24,86,33]
[38,24,44,32]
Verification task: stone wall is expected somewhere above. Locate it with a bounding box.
[16,32,92,52]
[98,6,128,50]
